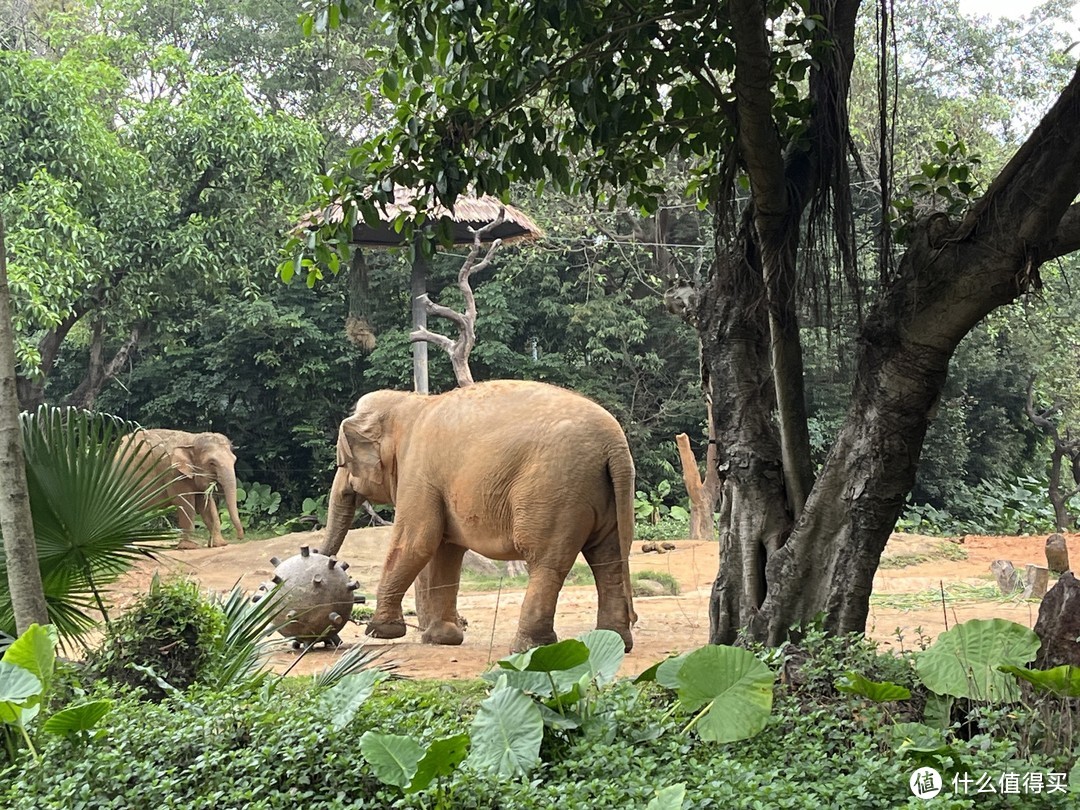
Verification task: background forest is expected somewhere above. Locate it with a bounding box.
[2,0,1079,536]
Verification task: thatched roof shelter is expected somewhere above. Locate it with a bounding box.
[299,189,542,393]
[300,188,543,247]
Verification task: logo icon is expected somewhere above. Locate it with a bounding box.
[910,767,943,799]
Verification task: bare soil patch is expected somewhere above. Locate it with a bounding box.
[107,528,1077,680]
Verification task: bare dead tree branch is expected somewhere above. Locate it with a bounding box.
[408,208,507,387]
[1026,375,1080,530]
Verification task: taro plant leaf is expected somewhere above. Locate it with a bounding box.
[481,667,551,696]
[1,624,56,695]
[677,645,774,743]
[634,658,664,684]
[915,619,1040,701]
[923,692,954,730]
[646,783,687,810]
[407,733,470,793]
[573,629,624,687]
[537,701,582,731]
[892,721,951,756]
[999,664,1080,697]
[489,631,623,700]
[0,663,41,724]
[359,731,425,789]
[546,680,583,711]
[41,700,112,736]
[322,668,389,730]
[498,639,589,673]
[468,686,544,777]
[656,653,690,689]
[636,652,687,687]
[834,671,912,702]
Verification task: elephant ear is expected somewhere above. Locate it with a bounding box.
[172,445,199,478]
[338,412,384,490]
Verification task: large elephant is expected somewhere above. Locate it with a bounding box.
[321,380,637,653]
[118,429,245,549]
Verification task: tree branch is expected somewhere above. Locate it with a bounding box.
[1045,202,1080,261]
[407,210,507,387]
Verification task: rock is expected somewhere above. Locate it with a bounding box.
[505,560,528,577]
[990,559,1022,595]
[1034,572,1080,669]
[461,550,504,576]
[1045,533,1070,575]
[632,578,669,597]
[1021,564,1049,599]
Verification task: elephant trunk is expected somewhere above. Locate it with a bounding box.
[323,467,358,556]
[219,466,245,540]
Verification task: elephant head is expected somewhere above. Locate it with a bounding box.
[323,390,416,555]
[175,433,245,541]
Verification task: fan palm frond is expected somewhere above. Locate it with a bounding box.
[0,407,178,649]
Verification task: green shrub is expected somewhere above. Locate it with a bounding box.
[635,513,692,541]
[86,576,225,700]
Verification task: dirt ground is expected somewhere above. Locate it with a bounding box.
[107,528,1077,680]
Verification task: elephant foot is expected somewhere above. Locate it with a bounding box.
[175,537,199,550]
[208,537,230,549]
[365,619,407,640]
[421,620,464,646]
[510,629,559,654]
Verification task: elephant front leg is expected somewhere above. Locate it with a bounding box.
[197,493,229,548]
[174,493,200,550]
[367,520,442,640]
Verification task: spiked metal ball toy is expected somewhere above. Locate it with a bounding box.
[253,545,361,648]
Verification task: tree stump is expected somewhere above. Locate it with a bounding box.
[990,559,1022,595]
[1045,533,1070,574]
[675,432,719,541]
[1021,564,1049,599]
[1034,572,1080,668]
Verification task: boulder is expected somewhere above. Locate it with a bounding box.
[1034,572,1080,669]
[1045,533,1070,575]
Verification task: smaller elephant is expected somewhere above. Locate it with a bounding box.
[118,429,244,549]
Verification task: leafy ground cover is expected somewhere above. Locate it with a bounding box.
[2,620,1076,809]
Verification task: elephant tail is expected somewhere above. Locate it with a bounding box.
[607,445,638,626]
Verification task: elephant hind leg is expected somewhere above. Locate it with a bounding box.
[418,544,466,646]
[583,534,634,652]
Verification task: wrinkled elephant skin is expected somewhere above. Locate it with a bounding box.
[321,380,637,653]
[118,428,245,548]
